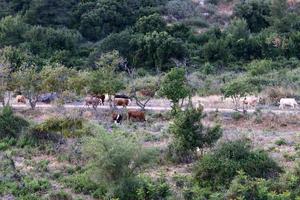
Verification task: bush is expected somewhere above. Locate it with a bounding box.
[83,130,157,199]
[31,116,92,139]
[168,108,222,163]
[136,175,171,200]
[231,112,244,121]
[247,59,274,76]
[47,191,73,200]
[63,173,106,198]
[0,106,29,139]
[194,140,282,189]
[275,138,287,146]
[224,171,291,200]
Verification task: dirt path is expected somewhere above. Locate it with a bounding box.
[3,103,300,115]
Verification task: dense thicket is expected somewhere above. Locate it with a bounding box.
[0,0,299,74]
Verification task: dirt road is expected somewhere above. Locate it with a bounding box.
[3,103,300,115]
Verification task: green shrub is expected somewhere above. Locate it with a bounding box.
[168,108,222,163]
[225,171,291,200]
[48,191,73,200]
[231,112,244,121]
[0,142,9,151]
[247,59,274,76]
[0,106,29,139]
[194,140,282,189]
[136,175,171,200]
[30,117,93,141]
[0,176,51,199]
[63,173,106,198]
[275,138,288,146]
[83,130,157,199]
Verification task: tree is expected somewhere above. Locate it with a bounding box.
[159,68,190,111]
[221,77,254,110]
[0,15,29,47]
[0,47,27,105]
[12,66,43,109]
[88,51,125,106]
[40,64,76,101]
[25,0,78,27]
[134,14,166,34]
[132,31,188,72]
[168,107,222,163]
[234,0,271,33]
[74,0,166,41]
[268,0,300,33]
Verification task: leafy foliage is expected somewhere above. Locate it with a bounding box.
[168,107,222,163]
[159,68,191,110]
[0,106,29,138]
[83,129,157,199]
[194,140,282,189]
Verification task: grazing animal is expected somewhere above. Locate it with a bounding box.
[85,96,101,109]
[242,97,260,108]
[114,98,130,107]
[196,101,204,112]
[112,113,123,124]
[16,95,26,104]
[279,98,298,109]
[115,94,131,100]
[128,110,146,122]
[39,93,57,104]
[92,94,105,105]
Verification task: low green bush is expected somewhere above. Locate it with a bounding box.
[275,138,288,146]
[29,117,94,143]
[0,177,50,199]
[0,106,29,139]
[63,173,106,198]
[194,140,282,189]
[47,191,73,200]
[136,175,171,200]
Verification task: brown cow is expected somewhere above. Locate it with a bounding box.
[85,96,101,109]
[128,110,146,122]
[16,95,26,104]
[114,98,130,107]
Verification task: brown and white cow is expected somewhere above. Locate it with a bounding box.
[128,110,146,122]
[16,95,26,104]
[112,112,123,124]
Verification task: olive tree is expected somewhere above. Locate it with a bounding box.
[12,66,43,109]
[221,77,254,111]
[40,64,76,103]
[88,51,125,106]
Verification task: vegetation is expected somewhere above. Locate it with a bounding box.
[168,107,222,163]
[194,140,282,189]
[0,0,300,199]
